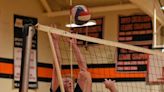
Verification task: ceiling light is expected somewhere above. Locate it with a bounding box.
[161,6,164,10]
[65,20,96,28]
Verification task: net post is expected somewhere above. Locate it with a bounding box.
[47,31,65,92]
[19,24,36,92]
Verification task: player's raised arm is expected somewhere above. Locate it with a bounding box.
[70,39,87,71]
[50,33,62,92]
[52,34,62,65]
[70,38,92,92]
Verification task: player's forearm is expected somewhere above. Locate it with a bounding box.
[51,34,61,91]
[106,86,117,92]
[109,88,117,92]
[72,44,87,70]
[84,80,92,92]
[77,71,92,92]
[51,68,59,92]
[53,40,62,67]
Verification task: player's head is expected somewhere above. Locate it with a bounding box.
[62,75,74,92]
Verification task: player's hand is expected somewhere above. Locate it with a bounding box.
[50,24,59,41]
[51,33,60,41]
[69,38,77,45]
[104,79,117,92]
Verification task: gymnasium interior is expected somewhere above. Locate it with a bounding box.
[0,0,164,92]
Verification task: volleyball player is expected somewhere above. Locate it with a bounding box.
[50,34,92,92]
[50,34,117,92]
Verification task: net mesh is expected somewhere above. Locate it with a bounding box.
[38,24,164,92]
[55,36,116,92]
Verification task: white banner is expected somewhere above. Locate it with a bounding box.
[14,48,37,82]
[14,15,38,88]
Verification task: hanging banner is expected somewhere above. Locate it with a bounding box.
[14,15,38,88]
[117,15,152,72]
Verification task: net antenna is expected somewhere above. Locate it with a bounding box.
[70,0,74,81]
[69,0,74,90]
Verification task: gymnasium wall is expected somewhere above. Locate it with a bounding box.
[0,0,161,92]
[0,0,61,92]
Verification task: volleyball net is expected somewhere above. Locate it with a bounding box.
[37,24,164,92]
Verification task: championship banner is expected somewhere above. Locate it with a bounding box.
[14,15,38,88]
[117,15,152,72]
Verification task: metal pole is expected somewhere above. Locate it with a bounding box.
[19,24,35,92]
